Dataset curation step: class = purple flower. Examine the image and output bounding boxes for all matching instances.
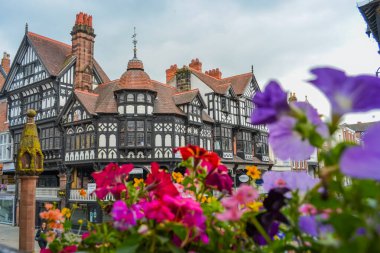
[251,81,290,125]
[299,216,318,237]
[112,200,143,230]
[340,122,380,180]
[263,171,319,192]
[269,102,328,160]
[309,67,380,115]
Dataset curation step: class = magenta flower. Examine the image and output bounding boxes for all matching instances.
[340,122,380,180]
[234,184,259,205]
[92,163,134,199]
[269,102,328,160]
[251,81,290,125]
[204,162,233,194]
[112,200,144,230]
[309,67,380,115]
[263,171,319,192]
[144,199,175,223]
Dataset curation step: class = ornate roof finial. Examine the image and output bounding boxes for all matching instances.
[132,26,138,59]
[251,65,254,74]
[25,22,28,34]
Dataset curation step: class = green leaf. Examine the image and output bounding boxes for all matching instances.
[116,244,139,253]
[156,234,169,244]
[171,224,187,241]
[167,243,186,253]
[328,213,362,240]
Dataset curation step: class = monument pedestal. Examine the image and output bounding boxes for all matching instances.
[19,175,38,253]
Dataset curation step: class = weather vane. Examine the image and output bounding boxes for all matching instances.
[132,27,137,58]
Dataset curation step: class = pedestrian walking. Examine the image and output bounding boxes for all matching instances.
[35,222,48,249]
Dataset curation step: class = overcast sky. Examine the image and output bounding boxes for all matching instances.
[0,0,379,123]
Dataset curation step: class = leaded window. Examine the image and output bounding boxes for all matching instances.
[124,120,152,147]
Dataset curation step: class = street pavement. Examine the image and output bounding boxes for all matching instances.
[0,223,40,252]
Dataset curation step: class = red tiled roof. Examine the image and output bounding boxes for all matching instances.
[74,90,99,115]
[27,32,71,76]
[190,69,231,94]
[117,59,154,91]
[220,73,252,95]
[151,80,186,116]
[173,67,253,96]
[173,89,199,105]
[27,32,110,82]
[94,81,119,114]
[0,100,9,132]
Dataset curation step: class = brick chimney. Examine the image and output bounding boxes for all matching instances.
[1,52,10,74]
[189,58,202,72]
[71,12,95,91]
[205,68,222,79]
[165,64,177,83]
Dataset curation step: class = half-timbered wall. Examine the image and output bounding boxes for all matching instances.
[8,45,47,91]
[65,124,95,162]
[59,65,74,108]
[154,116,177,159]
[97,120,118,160]
[200,124,212,151]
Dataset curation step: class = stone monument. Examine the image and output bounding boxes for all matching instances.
[16,109,44,252]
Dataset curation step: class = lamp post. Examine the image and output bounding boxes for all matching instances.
[16,109,44,252]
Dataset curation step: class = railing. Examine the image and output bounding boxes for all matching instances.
[36,187,60,199]
[69,189,114,201]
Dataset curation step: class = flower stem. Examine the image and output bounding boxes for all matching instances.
[251,216,271,244]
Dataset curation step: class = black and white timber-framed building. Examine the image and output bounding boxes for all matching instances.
[0,12,271,225]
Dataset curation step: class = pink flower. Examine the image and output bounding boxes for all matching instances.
[234,185,259,205]
[60,245,78,253]
[144,200,175,222]
[216,185,259,221]
[299,204,317,216]
[216,197,244,221]
[81,232,90,240]
[91,163,134,199]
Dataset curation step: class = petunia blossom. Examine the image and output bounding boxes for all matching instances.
[251,80,290,125]
[269,102,328,160]
[174,145,220,168]
[204,162,233,194]
[112,200,144,230]
[309,67,380,116]
[263,171,319,192]
[340,122,380,180]
[92,163,134,199]
[145,162,179,198]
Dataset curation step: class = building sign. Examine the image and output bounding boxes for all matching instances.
[262,156,269,162]
[3,163,15,172]
[238,174,249,183]
[87,183,96,194]
[223,152,233,159]
[6,184,15,192]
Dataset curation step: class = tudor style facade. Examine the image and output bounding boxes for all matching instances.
[0,12,271,224]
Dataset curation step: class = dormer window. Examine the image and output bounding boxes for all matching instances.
[119,94,125,103]
[147,95,152,103]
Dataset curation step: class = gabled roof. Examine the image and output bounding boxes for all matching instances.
[94,81,119,114]
[190,68,253,96]
[173,89,199,105]
[27,32,110,82]
[74,90,99,115]
[0,66,6,92]
[221,73,253,95]
[358,0,380,49]
[27,32,71,76]
[151,80,186,116]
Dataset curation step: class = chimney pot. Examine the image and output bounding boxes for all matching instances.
[1,51,11,74]
[205,68,222,79]
[189,58,202,72]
